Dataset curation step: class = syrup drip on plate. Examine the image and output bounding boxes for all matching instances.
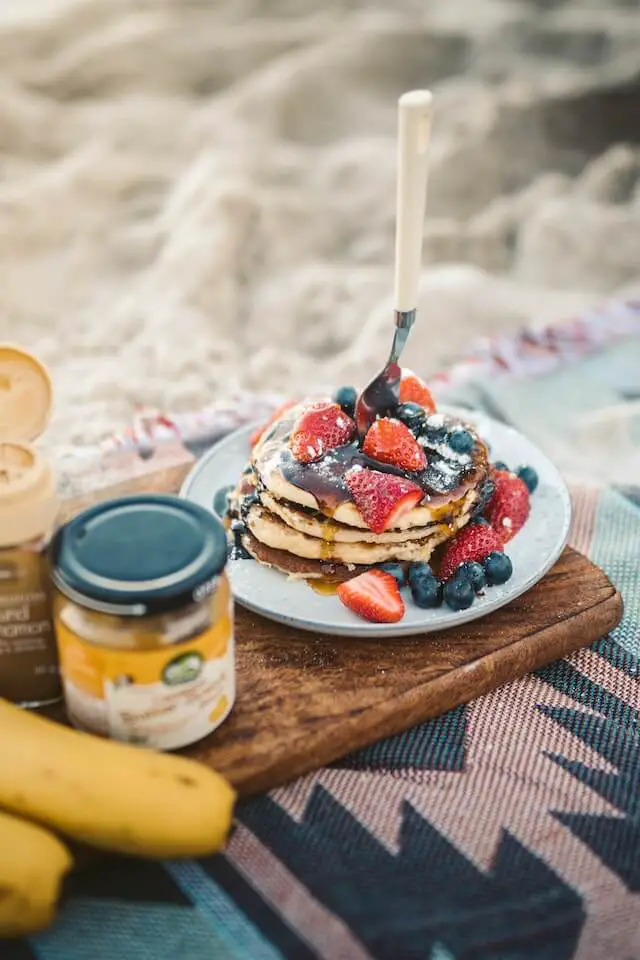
[307,579,341,596]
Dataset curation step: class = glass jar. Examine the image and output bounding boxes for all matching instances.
[50,494,234,751]
[0,345,60,707]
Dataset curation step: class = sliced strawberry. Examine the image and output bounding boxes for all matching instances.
[439,523,504,581]
[363,417,426,472]
[289,401,355,463]
[337,569,405,623]
[346,467,423,534]
[250,400,298,447]
[399,370,436,412]
[485,469,530,542]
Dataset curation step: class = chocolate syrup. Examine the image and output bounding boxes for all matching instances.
[225,478,254,561]
[280,429,479,512]
[253,403,487,525]
[280,448,351,514]
[229,519,251,560]
[239,490,261,522]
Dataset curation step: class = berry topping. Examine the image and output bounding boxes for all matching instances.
[517,464,539,493]
[456,560,486,593]
[213,485,234,519]
[396,402,427,430]
[289,401,355,464]
[337,569,405,623]
[443,576,475,611]
[448,429,475,454]
[333,385,358,418]
[363,417,426,472]
[378,562,407,588]
[399,370,436,411]
[484,469,530,542]
[422,413,447,442]
[417,459,463,495]
[250,400,298,447]
[472,478,496,517]
[229,518,251,560]
[408,562,443,608]
[492,461,508,472]
[438,523,503,581]
[408,560,433,584]
[345,467,423,534]
[483,551,513,585]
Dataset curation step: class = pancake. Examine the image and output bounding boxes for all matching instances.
[253,402,489,529]
[229,394,492,580]
[259,488,476,544]
[244,499,474,565]
[239,528,360,580]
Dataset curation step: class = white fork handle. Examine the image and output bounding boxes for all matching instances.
[394,90,434,313]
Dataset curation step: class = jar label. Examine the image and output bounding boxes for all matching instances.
[0,548,60,705]
[55,602,235,751]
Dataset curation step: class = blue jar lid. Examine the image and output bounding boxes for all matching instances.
[51,495,227,616]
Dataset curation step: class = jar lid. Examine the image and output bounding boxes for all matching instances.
[50,495,228,616]
[0,344,52,442]
[0,444,58,547]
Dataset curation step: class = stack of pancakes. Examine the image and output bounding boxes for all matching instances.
[230,401,491,580]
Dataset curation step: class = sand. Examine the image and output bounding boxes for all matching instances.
[0,0,638,455]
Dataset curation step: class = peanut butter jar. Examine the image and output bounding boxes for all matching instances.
[0,345,60,707]
[50,495,235,750]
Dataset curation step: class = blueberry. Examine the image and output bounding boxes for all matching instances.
[517,464,539,493]
[483,551,513,585]
[493,461,508,472]
[456,560,486,592]
[472,517,490,526]
[408,563,442,608]
[443,576,475,611]
[379,562,407,588]
[213,484,234,518]
[396,402,426,430]
[448,429,474,454]
[408,561,433,587]
[333,385,357,417]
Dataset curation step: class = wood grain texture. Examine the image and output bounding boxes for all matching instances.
[183,546,622,797]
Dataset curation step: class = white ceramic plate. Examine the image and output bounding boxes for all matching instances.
[180,409,571,638]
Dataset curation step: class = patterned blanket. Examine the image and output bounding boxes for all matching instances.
[7,301,640,960]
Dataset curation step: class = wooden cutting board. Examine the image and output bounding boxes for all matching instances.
[185,547,621,796]
[56,446,623,799]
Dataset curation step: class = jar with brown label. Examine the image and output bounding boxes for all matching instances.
[0,345,60,707]
[50,494,235,750]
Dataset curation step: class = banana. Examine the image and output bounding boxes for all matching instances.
[0,699,236,859]
[0,810,72,938]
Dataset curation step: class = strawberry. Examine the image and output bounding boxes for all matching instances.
[346,467,423,534]
[484,469,530,542]
[338,569,405,623]
[363,417,426,472]
[289,401,355,463]
[438,523,503,581]
[399,370,436,412]
[250,400,298,447]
